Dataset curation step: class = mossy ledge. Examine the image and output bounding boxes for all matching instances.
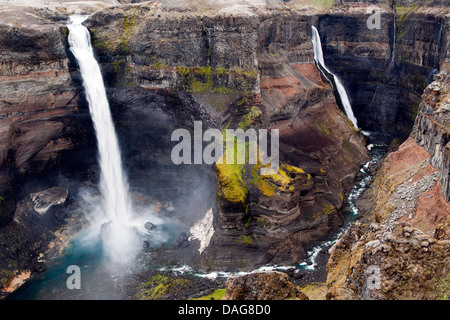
[176,66,259,94]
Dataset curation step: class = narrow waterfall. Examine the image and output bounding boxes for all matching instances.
[390,0,397,65]
[68,16,137,262]
[311,26,358,129]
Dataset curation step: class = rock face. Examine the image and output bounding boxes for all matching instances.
[0,6,96,297]
[320,0,448,138]
[414,69,450,201]
[323,2,450,299]
[0,0,447,298]
[327,220,450,300]
[326,136,450,299]
[30,186,68,215]
[85,1,369,271]
[0,7,97,226]
[223,271,309,300]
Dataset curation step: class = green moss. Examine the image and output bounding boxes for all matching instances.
[123,15,135,35]
[395,3,417,43]
[255,217,269,227]
[176,66,258,94]
[191,289,226,300]
[237,234,254,245]
[437,277,450,300]
[309,0,335,10]
[342,139,359,158]
[313,119,331,135]
[239,106,262,129]
[134,274,190,300]
[0,269,15,289]
[251,162,310,197]
[216,162,247,204]
[216,128,249,204]
[151,59,169,70]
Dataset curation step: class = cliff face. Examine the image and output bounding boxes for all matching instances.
[0,8,98,225]
[83,2,370,270]
[319,0,448,139]
[0,7,100,296]
[0,0,448,297]
[319,0,450,301]
[414,69,450,202]
[326,71,450,300]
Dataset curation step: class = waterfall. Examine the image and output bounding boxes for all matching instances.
[68,16,138,262]
[311,26,358,129]
[390,0,397,65]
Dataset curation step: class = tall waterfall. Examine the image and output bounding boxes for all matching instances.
[311,26,358,129]
[68,16,137,262]
[390,1,397,65]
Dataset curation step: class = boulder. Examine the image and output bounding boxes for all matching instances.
[222,271,309,300]
[144,222,154,231]
[30,187,68,215]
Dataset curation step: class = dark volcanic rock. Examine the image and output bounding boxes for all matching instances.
[144,222,154,231]
[84,2,371,271]
[223,271,309,300]
[173,232,189,249]
[319,2,448,138]
[30,186,68,215]
[414,69,450,201]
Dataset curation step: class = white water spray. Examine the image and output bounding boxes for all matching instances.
[311,26,358,129]
[67,16,139,263]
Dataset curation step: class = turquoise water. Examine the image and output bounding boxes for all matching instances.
[8,233,125,300]
[8,134,387,299]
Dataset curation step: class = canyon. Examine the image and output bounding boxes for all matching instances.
[0,0,448,300]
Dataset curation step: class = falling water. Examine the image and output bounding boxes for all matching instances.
[311,26,358,129]
[67,16,138,262]
[390,0,397,65]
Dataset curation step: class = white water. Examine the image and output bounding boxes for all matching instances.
[67,16,140,263]
[390,1,397,65]
[311,26,358,129]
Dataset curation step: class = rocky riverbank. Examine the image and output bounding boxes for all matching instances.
[326,69,450,299]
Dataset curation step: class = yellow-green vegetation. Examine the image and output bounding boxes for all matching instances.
[342,138,359,158]
[216,153,247,204]
[309,0,334,10]
[91,7,144,54]
[191,289,226,300]
[299,282,327,300]
[176,66,258,94]
[251,162,311,196]
[133,274,190,300]
[0,268,15,289]
[244,216,270,229]
[435,269,450,300]
[313,119,331,135]
[271,164,307,191]
[237,234,254,245]
[239,106,262,129]
[396,2,417,42]
[289,0,335,11]
[216,128,249,204]
[312,197,336,219]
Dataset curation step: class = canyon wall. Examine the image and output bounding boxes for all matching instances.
[0,0,448,296]
[320,0,448,139]
[326,43,450,300]
[84,2,370,270]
